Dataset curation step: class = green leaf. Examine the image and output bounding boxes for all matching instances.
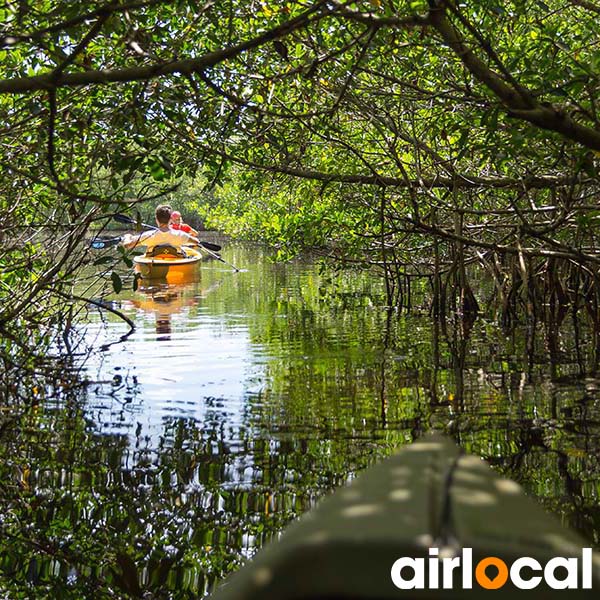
[110,271,123,294]
[147,157,170,181]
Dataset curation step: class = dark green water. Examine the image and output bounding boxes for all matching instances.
[1,243,599,598]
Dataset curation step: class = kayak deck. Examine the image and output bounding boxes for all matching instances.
[209,433,600,599]
[133,246,202,282]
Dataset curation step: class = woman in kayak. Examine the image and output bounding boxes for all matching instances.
[169,210,198,236]
[122,204,199,250]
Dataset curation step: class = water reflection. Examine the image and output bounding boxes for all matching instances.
[126,283,198,339]
[0,244,599,598]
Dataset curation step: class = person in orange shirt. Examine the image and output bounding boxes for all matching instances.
[169,210,198,236]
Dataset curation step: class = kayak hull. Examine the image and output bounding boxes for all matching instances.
[209,433,600,599]
[133,246,202,282]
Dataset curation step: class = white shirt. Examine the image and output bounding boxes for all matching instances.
[124,228,195,250]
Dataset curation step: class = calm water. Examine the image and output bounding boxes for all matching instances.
[1,243,599,598]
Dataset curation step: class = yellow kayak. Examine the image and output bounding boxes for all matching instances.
[133,245,202,283]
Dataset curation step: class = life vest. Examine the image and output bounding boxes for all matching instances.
[171,222,192,233]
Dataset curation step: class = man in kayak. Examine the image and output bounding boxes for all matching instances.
[169,210,198,236]
[121,204,199,250]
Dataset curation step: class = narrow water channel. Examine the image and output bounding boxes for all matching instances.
[1,243,599,598]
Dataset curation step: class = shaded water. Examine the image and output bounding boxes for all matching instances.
[1,243,599,598]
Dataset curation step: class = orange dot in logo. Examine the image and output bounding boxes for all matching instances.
[475,557,509,590]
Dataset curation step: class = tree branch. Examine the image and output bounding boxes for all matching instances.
[190,141,588,190]
[3,0,173,42]
[428,0,600,151]
[569,0,600,14]
[0,1,332,94]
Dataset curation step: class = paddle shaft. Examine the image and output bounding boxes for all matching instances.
[113,213,239,271]
[113,213,222,252]
[114,213,158,232]
[196,243,240,272]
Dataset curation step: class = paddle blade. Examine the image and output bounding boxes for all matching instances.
[113,213,135,225]
[199,241,222,252]
[89,236,122,249]
[114,212,156,232]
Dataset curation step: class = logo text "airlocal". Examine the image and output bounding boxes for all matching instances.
[391,548,593,590]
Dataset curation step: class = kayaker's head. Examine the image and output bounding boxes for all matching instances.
[170,210,182,226]
[155,204,172,227]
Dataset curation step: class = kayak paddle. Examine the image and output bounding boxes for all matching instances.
[89,235,122,249]
[113,213,239,272]
[193,241,240,272]
[113,213,222,252]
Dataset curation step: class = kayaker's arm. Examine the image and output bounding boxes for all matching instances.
[121,232,148,249]
[184,232,200,246]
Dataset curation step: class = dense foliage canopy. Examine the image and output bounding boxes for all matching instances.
[1,0,600,394]
[2,0,600,596]
[1,1,599,304]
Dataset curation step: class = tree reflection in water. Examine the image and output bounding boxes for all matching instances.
[0,246,599,598]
